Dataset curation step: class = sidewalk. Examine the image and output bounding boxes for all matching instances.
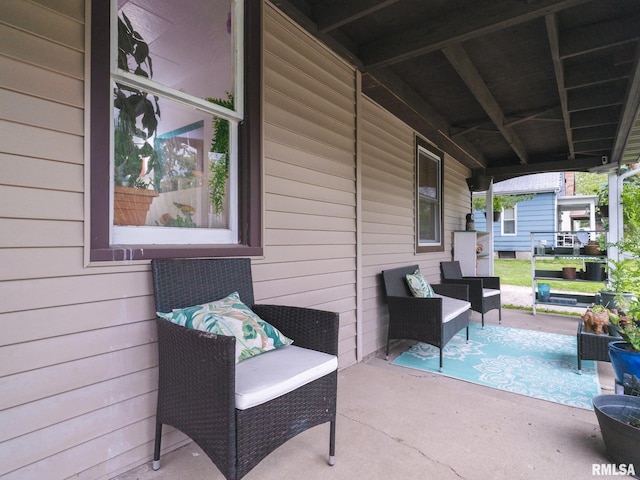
[501,284,587,315]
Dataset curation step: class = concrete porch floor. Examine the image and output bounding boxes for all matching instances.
[115,308,619,480]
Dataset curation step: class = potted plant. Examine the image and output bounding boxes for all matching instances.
[608,302,640,385]
[600,258,640,311]
[113,13,161,225]
[593,388,640,472]
[599,185,640,310]
[595,311,640,474]
[205,92,233,216]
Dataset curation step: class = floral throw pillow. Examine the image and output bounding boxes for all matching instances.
[405,269,435,298]
[157,292,293,362]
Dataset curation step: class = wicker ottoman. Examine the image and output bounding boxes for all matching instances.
[577,320,618,373]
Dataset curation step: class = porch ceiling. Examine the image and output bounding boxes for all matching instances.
[272,0,640,182]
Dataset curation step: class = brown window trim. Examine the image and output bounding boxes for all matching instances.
[415,136,444,254]
[89,0,262,262]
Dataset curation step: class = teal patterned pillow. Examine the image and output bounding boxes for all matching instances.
[157,292,293,362]
[405,269,435,298]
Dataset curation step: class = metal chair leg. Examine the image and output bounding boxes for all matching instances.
[329,419,336,466]
[152,421,162,471]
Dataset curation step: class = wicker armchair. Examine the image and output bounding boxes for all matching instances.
[381,264,471,371]
[151,258,339,480]
[440,261,501,328]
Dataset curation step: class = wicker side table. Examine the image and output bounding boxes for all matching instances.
[577,320,618,373]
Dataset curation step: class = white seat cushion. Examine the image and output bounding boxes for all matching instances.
[433,294,471,323]
[235,345,338,410]
[483,288,500,297]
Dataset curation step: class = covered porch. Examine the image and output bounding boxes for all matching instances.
[3,1,640,478]
[116,308,617,480]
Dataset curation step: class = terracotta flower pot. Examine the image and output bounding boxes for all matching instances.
[113,186,159,226]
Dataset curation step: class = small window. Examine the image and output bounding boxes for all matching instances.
[502,206,516,235]
[415,137,444,253]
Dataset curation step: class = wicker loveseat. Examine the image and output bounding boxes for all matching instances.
[382,264,471,371]
[151,258,339,480]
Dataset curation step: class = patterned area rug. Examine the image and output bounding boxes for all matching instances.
[392,323,601,410]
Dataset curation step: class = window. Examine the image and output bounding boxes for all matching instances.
[502,206,516,235]
[89,0,262,261]
[415,137,444,253]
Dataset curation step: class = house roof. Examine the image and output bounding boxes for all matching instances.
[274,0,640,182]
[493,172,564,195]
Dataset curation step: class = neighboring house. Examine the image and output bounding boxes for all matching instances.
[474,173,561,258]
[474,172,599,258]
[0,3,473,478]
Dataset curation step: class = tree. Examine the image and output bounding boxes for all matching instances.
[472,194,534,212]
[574,172,607,196]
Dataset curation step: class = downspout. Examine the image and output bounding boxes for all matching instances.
[355,70,363,363]
[608,164,640,261]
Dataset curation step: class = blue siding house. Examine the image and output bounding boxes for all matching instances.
[474,173,563,258]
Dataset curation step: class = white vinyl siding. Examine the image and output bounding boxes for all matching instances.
[259,6,358,368]
[360,98,472,358]
[0,1,478,478]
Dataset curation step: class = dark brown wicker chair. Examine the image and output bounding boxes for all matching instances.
[381,264,471,371]
[151,258,339,480]
[440,261,501,328]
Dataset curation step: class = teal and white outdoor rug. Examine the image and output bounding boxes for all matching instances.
[392,323,601,410]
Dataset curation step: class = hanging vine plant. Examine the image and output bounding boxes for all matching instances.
[205,92,234,214]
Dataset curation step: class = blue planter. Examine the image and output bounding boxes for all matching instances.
[609,341,640,384]
[538,283,550,302]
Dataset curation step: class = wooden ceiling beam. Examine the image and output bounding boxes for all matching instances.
[361,70,487,169]
[452,106,560,137]
[486,156,605,182]
[315,0,400,33]
[546,14,574,159]
[361,0,592,70]
[570,106,621,129]
[572,124,617,142]
[505,106,561,127]
[564,62,630,90]
[560,15,640,59]
[574,139,614,154]
[443,44,529,164]
[567,84,626,112]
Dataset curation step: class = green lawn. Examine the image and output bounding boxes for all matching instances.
[494,258,603,294]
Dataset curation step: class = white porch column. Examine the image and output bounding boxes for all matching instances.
[608,171,620,261]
